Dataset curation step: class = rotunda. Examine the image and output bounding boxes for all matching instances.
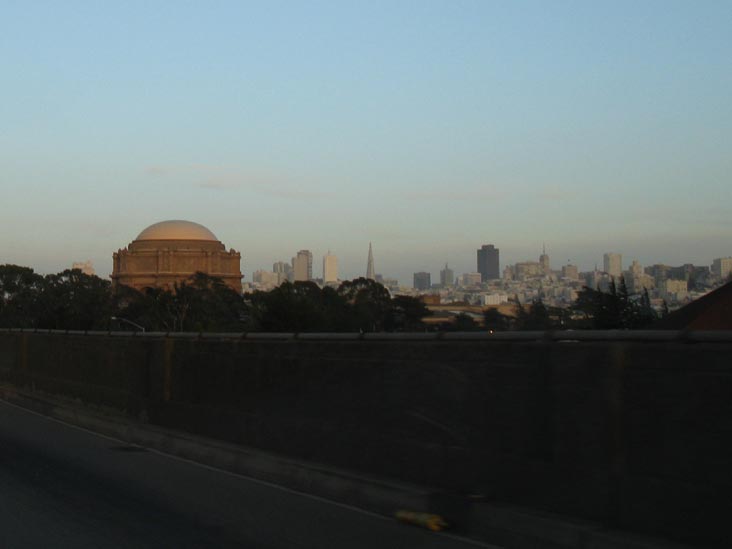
[112,220,242,293]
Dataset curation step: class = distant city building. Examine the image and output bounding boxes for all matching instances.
[629,260,643,278]
[112,220,242,293]
[502,265,514,281]
[273,261,293,283]
[481,293,509,306]
[561,264,579,280]
[645,264,670,286]
[461,272,483,287]
[366,243,375,280]
[514,261,542,280]
[585,269,611,291]
[712,257,732,280]
[628,273,655,294]
[376,276,399,291]
[660,279,688,302]
[323,251,338,284]
[645,263,710,289]
[292,250,313,282]
[668,264,709,284]
[539,244,550,275]
[413,272,431,291]
[71,260,95,276]
[439,263,454,287]
[562,287,578,302]
[603,253,622,279]
[253,270,279,289]
[477,244,500,282]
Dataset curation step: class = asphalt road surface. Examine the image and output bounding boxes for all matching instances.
[0,399,498,548]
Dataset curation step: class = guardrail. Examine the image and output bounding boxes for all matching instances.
[1,328,731,342]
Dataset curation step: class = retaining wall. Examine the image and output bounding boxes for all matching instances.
[1,330,730,546]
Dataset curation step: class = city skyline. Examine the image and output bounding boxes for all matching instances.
[1,2,730,284]
[57,230,732,287]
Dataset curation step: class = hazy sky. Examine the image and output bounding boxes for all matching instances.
[2,1,730,284]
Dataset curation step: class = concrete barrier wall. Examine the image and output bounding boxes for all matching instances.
[1,330,730,546]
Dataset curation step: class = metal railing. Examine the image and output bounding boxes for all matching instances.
[1,327,731,342]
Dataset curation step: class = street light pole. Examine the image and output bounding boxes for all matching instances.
[110,316,145,333]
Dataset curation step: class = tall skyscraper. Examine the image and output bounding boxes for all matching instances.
[413,272,431,291]
[539,243,550,275]
[366,243,375,280]
[440,263,454,287]
[477,244,500,282]
[323,251,338,284]
[603,253,622,279]
[293,250,313,281]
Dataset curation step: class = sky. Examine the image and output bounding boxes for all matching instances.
[1,1,731,285]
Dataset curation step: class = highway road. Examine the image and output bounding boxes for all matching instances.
[0,399,498,548]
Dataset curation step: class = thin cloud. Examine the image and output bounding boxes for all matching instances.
[145,165,170,176]
[145,163,230,178]
[197,180,331,199]
[403,190,506,201]
[536,185,577,201]
[198,177,246,190]
[144,163,330,199]
[259,187,331,199]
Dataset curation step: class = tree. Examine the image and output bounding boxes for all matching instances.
[574,284,622,329]
[36,269,113,330]
[511,295,530,330]
[389,295,431,332]
[110,272,246,332]
[0,264,44,328]
[115,286,176,332]
[178,272,246,332]
[637,288,657,327]
[572,278,657,330]
[516,297,562,331]
[337,278,392,332]
[249,281,335,332]
[483,308,511,331]
[451,312,480,331]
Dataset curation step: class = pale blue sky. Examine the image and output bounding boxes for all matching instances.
[1,1,730,284]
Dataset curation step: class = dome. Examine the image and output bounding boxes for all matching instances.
[135,220,219,242]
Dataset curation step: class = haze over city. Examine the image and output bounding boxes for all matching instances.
[1,1,730,285]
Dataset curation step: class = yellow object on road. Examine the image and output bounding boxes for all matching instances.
[395,510,449,532]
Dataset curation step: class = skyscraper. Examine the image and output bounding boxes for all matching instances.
[440,263,454,287]
[539,243,550,275]
[413,272,431,291]
[366,243,375,280]
[293,250,313,281]
[477,244,500,282]
[603,253,622,279]
[273,261,293,283]
[323,251,338,284]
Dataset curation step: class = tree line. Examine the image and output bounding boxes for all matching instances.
[0,264,661,332]
[0,265,430,332]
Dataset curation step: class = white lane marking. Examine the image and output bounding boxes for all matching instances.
[0,398,501,548]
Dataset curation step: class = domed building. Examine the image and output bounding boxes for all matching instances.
[112,220,242,293]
